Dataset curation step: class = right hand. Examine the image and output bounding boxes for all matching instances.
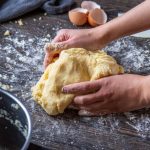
[63,74,150,116]
[44,27,109,69]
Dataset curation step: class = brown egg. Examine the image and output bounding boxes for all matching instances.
[88,8,107,27]
[68,8,88,26]
[81,1,101,11]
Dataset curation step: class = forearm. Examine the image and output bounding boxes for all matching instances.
[96,0,150,44]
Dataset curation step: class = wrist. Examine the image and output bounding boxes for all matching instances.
[92,23,117,49]
[141,75,150,107]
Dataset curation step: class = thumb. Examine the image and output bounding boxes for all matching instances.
[43,40,74,69]
[53,41,70,51]
[45,40,74,52]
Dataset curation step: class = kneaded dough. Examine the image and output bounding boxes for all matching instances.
[32,48,124,115]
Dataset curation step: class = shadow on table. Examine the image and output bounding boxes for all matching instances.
[28,143,49,150]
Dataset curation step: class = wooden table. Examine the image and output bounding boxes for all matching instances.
[0,0,150,149]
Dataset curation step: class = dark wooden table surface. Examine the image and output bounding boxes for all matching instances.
[0,0,150,149]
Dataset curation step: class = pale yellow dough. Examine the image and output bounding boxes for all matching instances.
[32,48,124,115]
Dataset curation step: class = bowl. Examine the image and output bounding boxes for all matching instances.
[0,88,31,150]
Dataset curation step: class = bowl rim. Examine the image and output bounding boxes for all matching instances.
[0,88,32,150]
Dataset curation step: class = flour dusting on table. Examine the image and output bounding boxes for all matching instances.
[104,37,150,74]
[0,28,150,144]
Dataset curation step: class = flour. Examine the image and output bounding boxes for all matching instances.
[124,112,150,138]
[104,37,150,138]
[104,37,150,74]
[0,29,150,141]
[0,30,52,113]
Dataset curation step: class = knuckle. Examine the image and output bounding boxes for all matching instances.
[78,97,85,105]
[74,96,79,104]
[67,38,75,45]
[71,87,77,93]
[98,92,105,98]
[58,29,64,33]
[105,91,113,98]
[75,96,87,105]
[58,29,67,34]
[86,82,93,89]
[99,89,113,99]
[102,79,109,86]
[83,85,89,91]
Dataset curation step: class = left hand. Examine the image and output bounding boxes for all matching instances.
[62,74,150,116]
[43,27,109,69]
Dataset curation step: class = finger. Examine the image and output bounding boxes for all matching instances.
[68,104,79,110]
[68,100,80,110]
[43,42,66,69]
[62,80,101,94]
[44,42,66,52]
[78,110,110,116]
[54,42,68,50]
[52,30,64,43]
[74,92,103,105]
[43,40,75,69]
[43,49,56,69]
[52,29,69,43]
[52,35,64,43]
[43,53,51,69]
[78,101,108,112]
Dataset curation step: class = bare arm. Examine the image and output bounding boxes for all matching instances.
[46,0,150,55]
[44,1,150,115]
[98,0,150,44]
[44,0,150,66]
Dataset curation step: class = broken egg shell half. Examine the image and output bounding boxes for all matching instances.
[81,1,101,11]
[88,8,107,27]
[68,8,88,26]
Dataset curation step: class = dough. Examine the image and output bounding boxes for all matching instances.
[32,48,124,115]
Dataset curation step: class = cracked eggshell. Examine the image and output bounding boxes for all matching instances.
[68,8,88,26]
[88,8,107,27]
[81,1,101,11]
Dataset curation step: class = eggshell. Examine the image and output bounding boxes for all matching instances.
[81,1,101,11]
[88,8,107,27]
[68,8,88,26]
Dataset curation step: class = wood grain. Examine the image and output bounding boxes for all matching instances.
[0,0,150,150]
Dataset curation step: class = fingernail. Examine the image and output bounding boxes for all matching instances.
[62,87,67,93]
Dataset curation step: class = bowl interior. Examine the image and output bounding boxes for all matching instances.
[0,89,31,150]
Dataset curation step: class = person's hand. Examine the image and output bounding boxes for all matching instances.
[52,28,107,50]
[44,27,110,69]
[62,74,150,116]
[44,0,150,69]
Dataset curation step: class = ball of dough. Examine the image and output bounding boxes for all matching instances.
[32,48,124,115]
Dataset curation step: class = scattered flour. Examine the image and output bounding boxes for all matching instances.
[0,27,150,144]
[104,37,150,74]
